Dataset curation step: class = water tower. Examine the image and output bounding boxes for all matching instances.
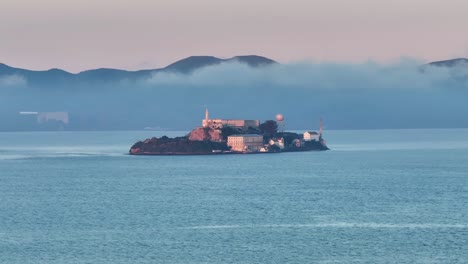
[276,114,285,133]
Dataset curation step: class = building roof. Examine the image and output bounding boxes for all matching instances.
[211,119,259,122]
[305,131,319,135]
[228,134,263,137]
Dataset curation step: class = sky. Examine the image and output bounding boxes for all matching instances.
[1,0,468,72]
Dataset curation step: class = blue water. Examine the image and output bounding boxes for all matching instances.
[1,130,467,263]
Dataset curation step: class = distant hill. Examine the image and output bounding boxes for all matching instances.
[0,63,75,86]
[0,55,277,86]
[163,56,223,74]
[164,55,277,74]
[421,58,468,78]
[5,56,468,86]
[427,58,468,67]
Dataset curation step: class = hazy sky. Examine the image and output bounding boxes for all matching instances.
[1,0,468,72]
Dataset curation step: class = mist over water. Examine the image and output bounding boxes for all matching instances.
[1,59,468,131]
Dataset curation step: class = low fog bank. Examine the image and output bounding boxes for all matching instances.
[1,59,467,131]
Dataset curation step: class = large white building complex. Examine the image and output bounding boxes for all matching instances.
[202,108,260,130]
[227,134,264,152]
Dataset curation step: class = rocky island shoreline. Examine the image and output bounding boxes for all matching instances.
[129,112,329,155]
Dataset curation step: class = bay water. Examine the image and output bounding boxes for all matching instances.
[1,129,467,263]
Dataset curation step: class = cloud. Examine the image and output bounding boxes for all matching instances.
[136,59,468,129]
[0,74,27,87]
[143,59,466,92]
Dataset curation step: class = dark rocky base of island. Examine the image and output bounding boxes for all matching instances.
[129,126,329,156]
[129,137,231,155]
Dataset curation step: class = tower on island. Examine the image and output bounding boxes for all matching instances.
[276,114,285,133]
[202,107,210,127]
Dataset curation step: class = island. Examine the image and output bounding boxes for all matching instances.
[129,111,329,155]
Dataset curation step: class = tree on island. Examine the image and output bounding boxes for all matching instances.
[259,120,278,137]
[220,125,239,140]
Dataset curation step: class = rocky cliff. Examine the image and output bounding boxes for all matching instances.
[188,127,223,141]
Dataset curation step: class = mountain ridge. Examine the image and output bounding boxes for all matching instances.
[2,56,466,87]
[427,58,468,67]
[2,56,467,79]
[0,55,277,77]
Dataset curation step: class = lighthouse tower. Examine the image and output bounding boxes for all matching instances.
[202,108,210,127]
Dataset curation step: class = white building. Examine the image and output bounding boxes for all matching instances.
[20,111,69,125]
[303,131,320,141]
[269,138,285,149]
[37,112,69,124]
[227,134,264,152]
[202,108,259,130]
[208,119,260,129]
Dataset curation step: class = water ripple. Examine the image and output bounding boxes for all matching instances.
[182,222,468,230]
